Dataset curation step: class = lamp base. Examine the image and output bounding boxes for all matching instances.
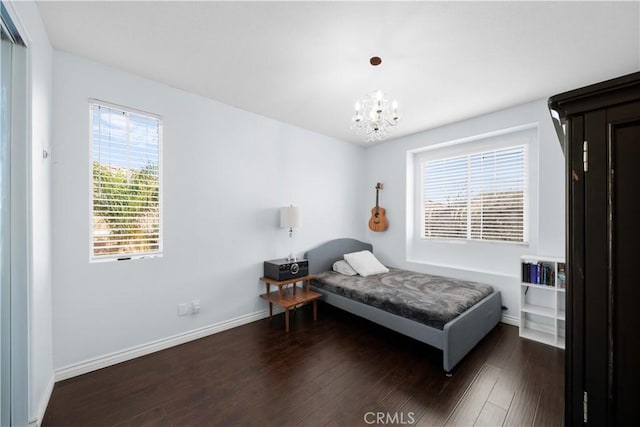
[287,229,296,261]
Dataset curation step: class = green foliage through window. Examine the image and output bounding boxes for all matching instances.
[91,102,161,258]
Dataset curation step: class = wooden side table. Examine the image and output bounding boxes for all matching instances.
[259,274,321,332]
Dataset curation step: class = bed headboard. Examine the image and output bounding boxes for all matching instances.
[304,238,373,274]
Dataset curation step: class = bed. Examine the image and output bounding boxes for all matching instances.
[304,238,502,374]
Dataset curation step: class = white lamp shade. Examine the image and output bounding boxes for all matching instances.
[280,206,301,229]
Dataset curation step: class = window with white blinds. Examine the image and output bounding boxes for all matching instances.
[91,101,162,260]
[421,145,527,243]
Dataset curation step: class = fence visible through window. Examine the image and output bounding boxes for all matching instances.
[422,145,527,243]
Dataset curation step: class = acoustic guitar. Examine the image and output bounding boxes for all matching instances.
[368,182,388,232]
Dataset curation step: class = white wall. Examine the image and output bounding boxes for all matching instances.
[51,51,365,371]
[6,1,55,424]
[362,100,565,322]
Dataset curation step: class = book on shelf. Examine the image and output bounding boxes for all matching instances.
[521,261,556,286]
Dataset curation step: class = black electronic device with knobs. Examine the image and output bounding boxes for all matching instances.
[263,258,309,281]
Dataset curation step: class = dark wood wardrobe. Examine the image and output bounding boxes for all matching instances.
[550,72,640,426]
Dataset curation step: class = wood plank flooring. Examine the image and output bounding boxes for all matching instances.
[43,303,564,426]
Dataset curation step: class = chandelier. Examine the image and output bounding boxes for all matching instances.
[351,89,400,142]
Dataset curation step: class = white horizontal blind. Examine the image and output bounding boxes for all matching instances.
[91,102,162,259]
[422,145,527,242]
[423,154,469,239]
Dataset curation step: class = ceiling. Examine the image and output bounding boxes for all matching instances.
[37,1,640,144]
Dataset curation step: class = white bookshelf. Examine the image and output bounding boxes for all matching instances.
[520,255,566,349]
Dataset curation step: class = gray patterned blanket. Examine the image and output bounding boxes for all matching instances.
[311,268,494,330]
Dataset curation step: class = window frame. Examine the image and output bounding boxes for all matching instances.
[89,98,164,262]
[414,126,534,246]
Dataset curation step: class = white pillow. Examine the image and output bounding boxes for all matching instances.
[343,250,389,277]
[332,260,358,276]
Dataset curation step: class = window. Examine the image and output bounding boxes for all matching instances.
[421,145,527,243]
[91,101,162,260]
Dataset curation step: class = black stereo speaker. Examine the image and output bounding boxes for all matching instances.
[263,258,309,281]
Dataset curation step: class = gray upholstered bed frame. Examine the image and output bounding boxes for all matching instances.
[304,238,501,373]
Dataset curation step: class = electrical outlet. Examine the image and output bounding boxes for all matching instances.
[177,303,189,316]
[192,299,201,315]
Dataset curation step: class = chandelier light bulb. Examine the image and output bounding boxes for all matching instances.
[392,100,398,111]
[354,101,361,112]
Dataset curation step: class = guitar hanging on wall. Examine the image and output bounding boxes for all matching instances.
[368,182,388,232]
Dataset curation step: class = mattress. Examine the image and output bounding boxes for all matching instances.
[311,268,494,330]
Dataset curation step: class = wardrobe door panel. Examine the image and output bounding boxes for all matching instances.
[567,114,585,425]
[583,109,609,426]
[608,103,640,425]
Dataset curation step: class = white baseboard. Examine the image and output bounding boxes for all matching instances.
[501,314,519,327]
[54,307,280,381]
[54,306,516,383]
[29,374,54,426]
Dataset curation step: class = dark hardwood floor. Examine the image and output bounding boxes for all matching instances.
[43,303,564,426]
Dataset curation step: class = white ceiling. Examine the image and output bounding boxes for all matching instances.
[37,1,640,144]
